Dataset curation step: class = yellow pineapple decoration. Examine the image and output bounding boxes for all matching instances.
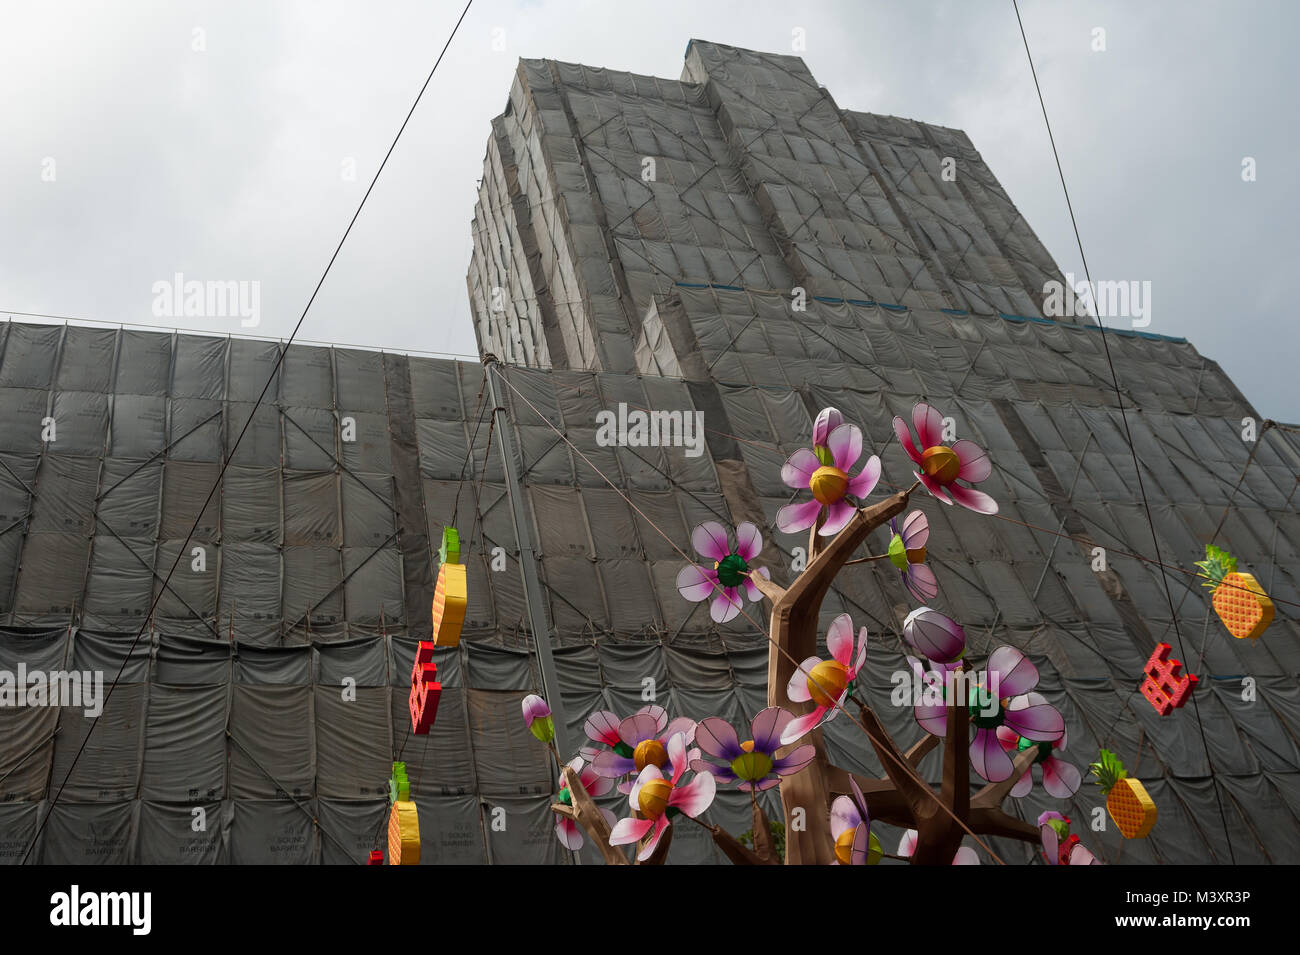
[1195,545,1273,640]
[1090,749,1156,839]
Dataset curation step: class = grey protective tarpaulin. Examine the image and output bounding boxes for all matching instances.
[3,40,1300,866]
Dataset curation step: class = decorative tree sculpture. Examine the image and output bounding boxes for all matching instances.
[525,404,1100,865]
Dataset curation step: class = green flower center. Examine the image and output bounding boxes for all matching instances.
[729,748,774,782]
[613,741,634,759]
[968,684,1005,729]
[1017,735,1053,764]
[557,786,573,806]
[814,444,835,467]
[888,533,909,571]
[715,552,750,587]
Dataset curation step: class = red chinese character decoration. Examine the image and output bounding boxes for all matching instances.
[409,640,442,735]
[368,850,384,865]
[1139,642,1198,716]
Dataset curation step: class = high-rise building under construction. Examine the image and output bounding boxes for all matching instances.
[1,41,1296,864]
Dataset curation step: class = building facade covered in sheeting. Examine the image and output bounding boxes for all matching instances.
[1,41,1297,864]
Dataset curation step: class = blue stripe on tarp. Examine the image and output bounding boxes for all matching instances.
[669,283,1189,343]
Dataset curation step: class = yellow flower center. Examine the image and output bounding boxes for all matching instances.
[810,465,849,505]
[806,659,850,708]
[633,738,668,772]
[637,777,673,819]
[921,446,961,484]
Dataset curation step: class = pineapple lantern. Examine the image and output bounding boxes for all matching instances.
[1195,545,1274,641]
[1090,750,1156,839]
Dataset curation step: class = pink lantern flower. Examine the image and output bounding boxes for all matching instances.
[609,732,716,861]
[521,694,555,743]
[903,606,966,663]
[829,776,882,865]
[966,647,1065,783]
[779,614,868,745]
[889,511,938,602]
[777,407,882,537]
[1039,811,1100,866]
[996,714,1082,799]
[586,706,697,793]
[892,402,997,514]
[898,829,980,865]
[690,707,816,792]
[676,521,771,624]
[553,757,616,851]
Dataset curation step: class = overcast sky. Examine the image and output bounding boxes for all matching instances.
[2,0,1296,420]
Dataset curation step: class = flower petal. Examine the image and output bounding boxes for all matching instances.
[1040,823,1060,865]
[826,614,855,666]
[691,758,738,784]
[585,710,624,748]
[988,646,1038,698]
[660,717,696,747]
[636,816,671,861]
[830,794,862,838]
[904,564,939,603]
[781,448,822,490]
[692,521,732,562]
[592,750,636,779]
[609,815,654,846]
[828,422,863,472]
[667,731,689,784]
[555,815,583,851]
[627,764,662,809]
[710,587,743,623]
[772,743,816,776]
[952,439,991,483]
[735,521,763,561]
[970,727,1015,782]
[676,564,719,603]
[1041,756,1082,799]
[619,712,663,747]
[900,509,929,548]
[952,847,980,865]
[776,498,823,534]
[819,499,856,536]
[779,706,828,745]
[893,416,923,464]
[898,829,918,857]
[1004,698,1064,742]
[1069,843,1101,866]
[852,626,869,675]
[1009,769,1033,799]
[917,471,954,503]
[785,656,820,703]
[847,454,881,499]
[946,482,999,514]
[914,403,943,449]
[749,707,793,755]
[668,769,716,816]
[813,407,844,447]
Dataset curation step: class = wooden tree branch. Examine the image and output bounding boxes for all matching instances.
[769,491,912,865]
[555,765,629,865]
